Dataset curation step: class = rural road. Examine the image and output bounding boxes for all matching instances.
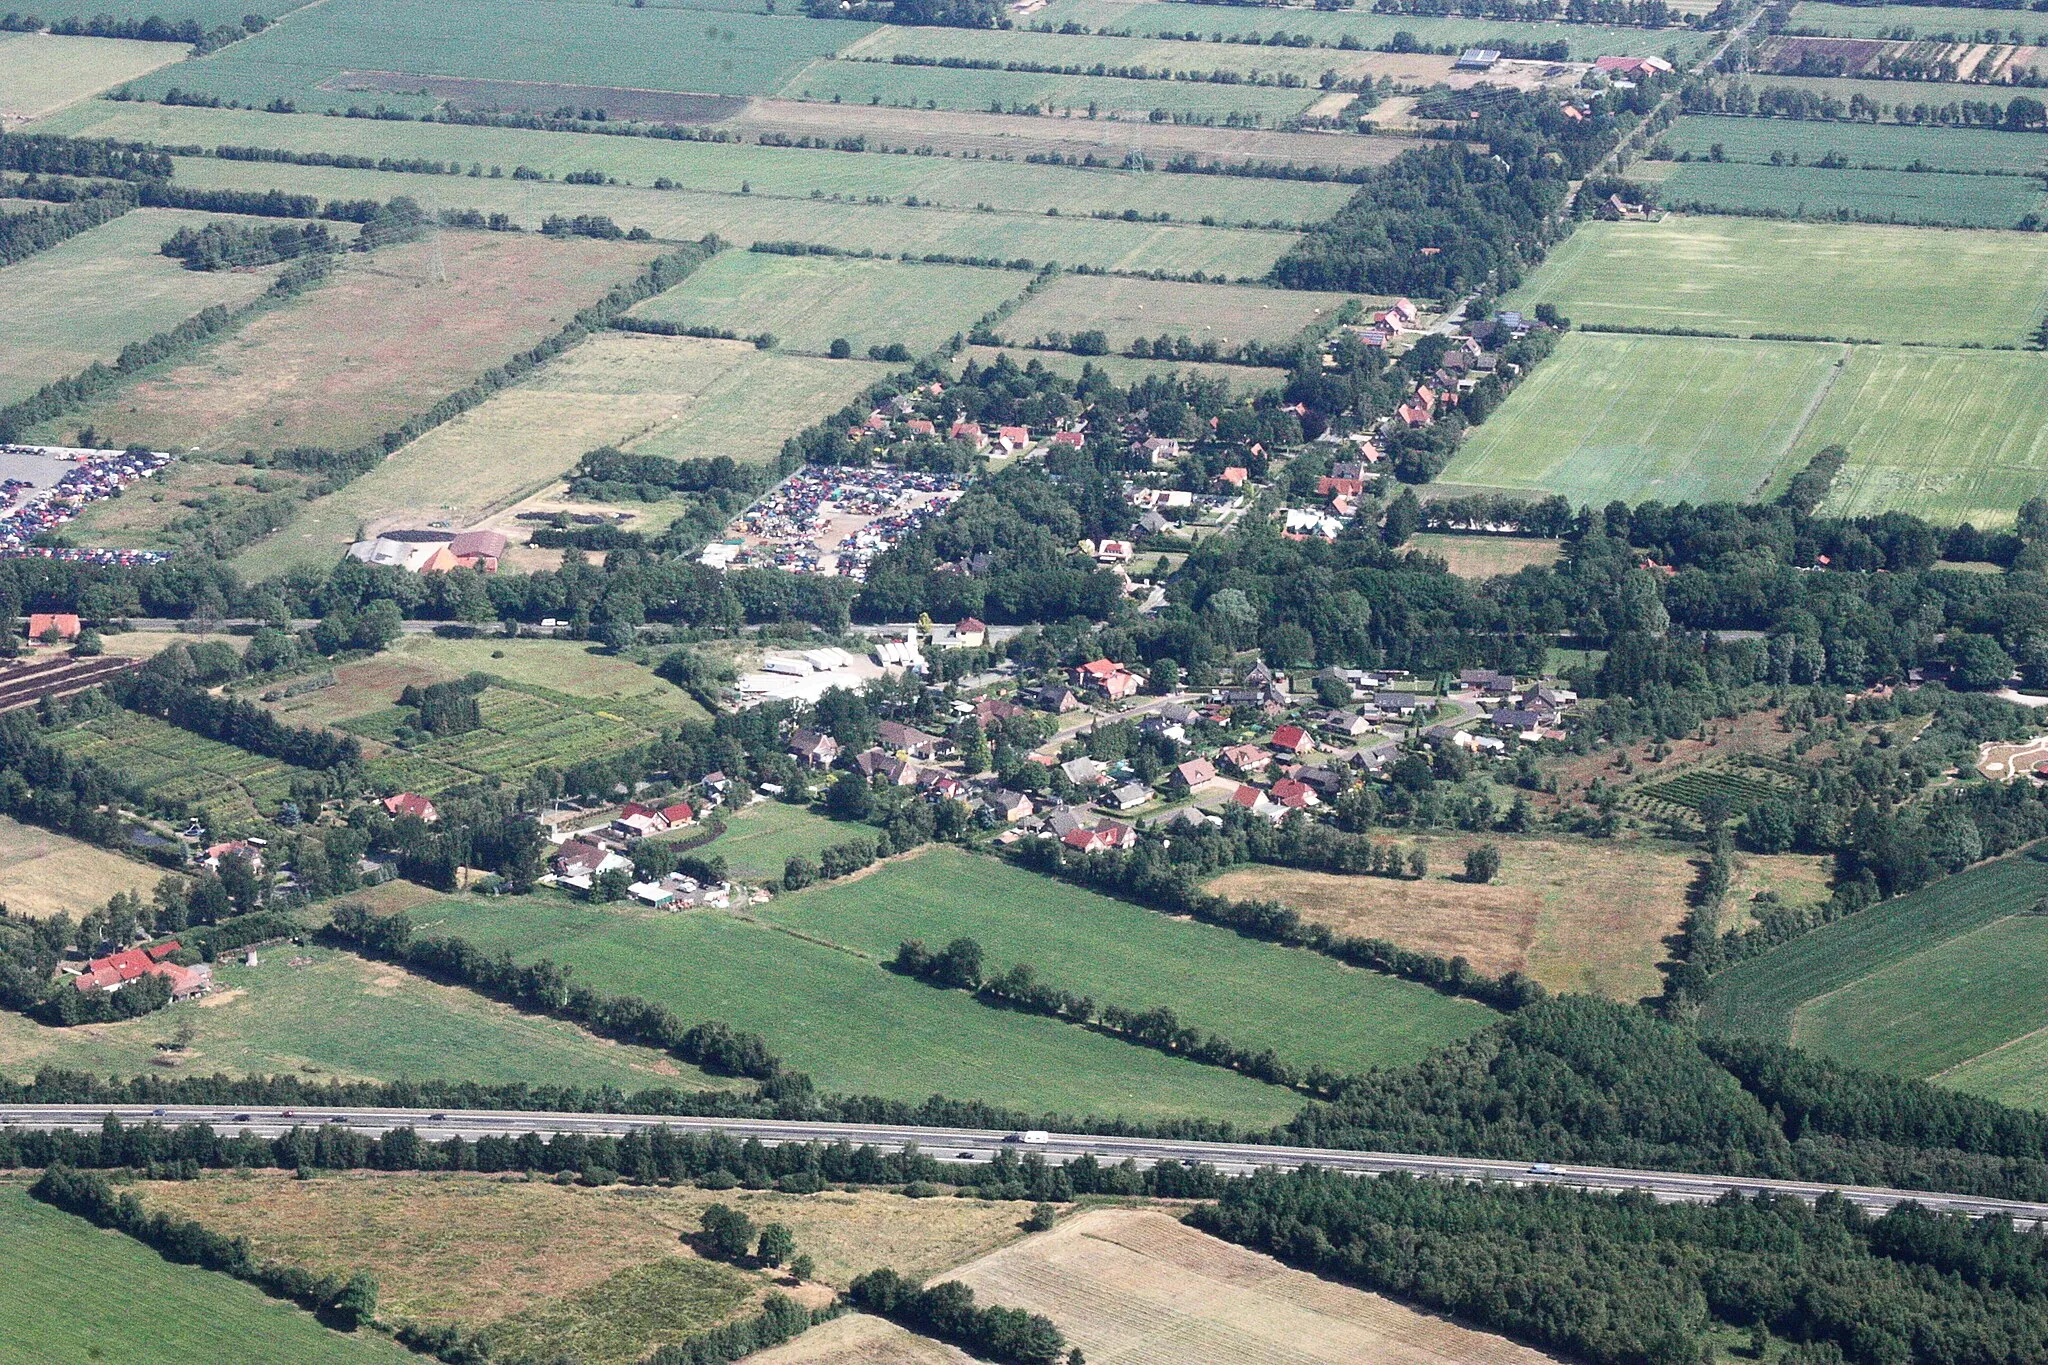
[9,1105,2046,1224]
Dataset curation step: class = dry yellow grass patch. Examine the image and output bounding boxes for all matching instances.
[134,1173,1038,1327]
[0,33,188,122]
[946,1208,1563,1365]
[1209,834,1830,1001]
[0,813,178,919]
[749,1313,975,1364]
[1407,534,1565,579]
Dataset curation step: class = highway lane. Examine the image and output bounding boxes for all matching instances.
[7,1104,2047,1223]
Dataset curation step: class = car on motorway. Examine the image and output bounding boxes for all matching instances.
[325,1116,348,1124]
[281,1109,294,1117]
[429,1113,447,1121]
[1529,1163,1558,1174]
[233,1114,252,1122]
[151,1107,165,1116]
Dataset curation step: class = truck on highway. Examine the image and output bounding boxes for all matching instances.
[1010,1130,1050,1145]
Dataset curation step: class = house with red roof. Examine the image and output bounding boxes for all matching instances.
[382,793,439,823]
[1071,658,1140,701]
[950,421,986,448]
[954,617,987,649]
[1213,467,1249,493]
[661,801,695,827]
[1270,776,1319,808]
[997,425,1032,454]
[27,613,80,642]
[1270,724,1312,755]
[73,942,212,999]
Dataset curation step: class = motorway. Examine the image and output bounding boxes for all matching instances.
[8,1105,2047,1224]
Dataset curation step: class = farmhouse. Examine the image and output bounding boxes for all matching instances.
[612,803,672,838]
[72,942,213,1000]
[347,528,507,573]
[554,840,630,881]
[26,613,80,641]
[382,792,439,823]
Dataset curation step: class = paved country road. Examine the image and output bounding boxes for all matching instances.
[8,1105,2045,1224]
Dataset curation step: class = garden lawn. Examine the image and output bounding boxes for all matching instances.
[161,155,1298,277]
[0,944,733,1090]
[30,102,1358,225]
[631,252,1030,357]
[0,209,280,407]
[1699,845,2048,1043]
[0,1185,414,1365]
[1791,915,2048,1087]
[1434,332,1843,507]
[763,847,1495,1078]
[691,802,861,882]
[1657,160,2047,229]
[1505,217,2048,346]
[120,0,863,110]
[1659,115,2048,175]
[418,893,1306,1125]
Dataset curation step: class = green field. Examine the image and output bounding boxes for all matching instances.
[1657,159,2048,229]
[1660,114,2048,175]
[0,32,190,122]
[1025,0,1706,58]
[958,345,1286,389]
[778,58,1323,121]
[121,0,864,110]
[1508,217,2048,346]
[0,942,733,1090]
[1712,70,2033,112]
[419,890,1308,1125]
[1700,847,2048,1044]
[0,209,281,406]
[763,847,1496,1079]
[0,1186,414,1365]
[234,331,884,580]
[842,23,1378,83]
[159,154,1295,278]
[50,707,314,833]
[633,251,1028,356]
[1801,345,2048,527]
[1786,2,2047,38]
[997,273,1351,351]
[31,101,1358,225]
[24,0,310,19]
[1435,332,1844,506]
[691,801,862,881]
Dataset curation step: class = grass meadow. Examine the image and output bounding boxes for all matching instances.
[1700,846,2048,1044]
[763,847,1496,1077]
[1785,2,2047,37]
[777,58,1324,121]
[0,1185,415,1365]
[1800,345,2048,527]
[632,251,1029,356]
[44,231,662,462]
[1659,115,2048,175]
[20,0,311,19]
[1708,70,2038,112]
[996,273,1352,351]
[1657,160,2047,229]
[33,102,1359,224]
[690,801,861,882]
[161,154,1295,277]
[0,32,189,122]
[1435,332,1844,506]
[1506,217,2048,345]
[233,332,880,579]
[0,209,281,406]
[1025,0,1704,57]
[0,943,730,1090]
[0,813,179,919]
[121,0,864,110]
[419,889,1309,1125]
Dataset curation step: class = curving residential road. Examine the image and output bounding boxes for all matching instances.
[6,1104,2045,1224]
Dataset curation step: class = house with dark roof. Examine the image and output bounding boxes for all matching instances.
[787,729,841,767]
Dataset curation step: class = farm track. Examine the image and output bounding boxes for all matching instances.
[0,655,139,713]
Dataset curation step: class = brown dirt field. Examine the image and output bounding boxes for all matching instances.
[749,1313,975,1365]
[1207,833,1831,1001]
[57,231,662,464]
[947,1207,1565,1365]
[1407,534,1564,579]
[720,96,1405,171]
[133,1173,1038,1327]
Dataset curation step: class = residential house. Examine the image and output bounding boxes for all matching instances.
[1044,805,1088,840]
[1372,691,1425,718]
[554,840,629,881]
[1294,764,1348,798]
[950,421,987,448]
[1453,730,1508,754]
[982,788,1033,822]
[202,840,263,874]
[1270,724,1312,755]
[1024,683,1082,714]
[1071,658,1140,701]
[1062,821,1136,853]
[1320,710,1374,739]
[905,418,936,436]
[1138,436,1180,466]
[787,728,841,768]
[1135,510,1172,537]
[1316,476,1367,502]
[1060,756,1108,788]
[26,612,80,641]
[855,748,920,785]
[954,617,988,649]
[1221,743,1272,776]
[1487,709,1547,739]
[1213,467,1249,494]
[382,792,440,823]
[1269,777,1318,809]
[1172,757,1219,791]
[1159,702,1201,727]
[1228,783,1284,823]
[611,803,670,839]
[974,696,1028,726]
[1103,781,1150,812]
[997,425,1032,454]
[661,800,695,827]
[877,720,947,760]
[1050,430,1086,450]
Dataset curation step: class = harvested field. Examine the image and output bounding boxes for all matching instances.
[1406,533,1563,578]
[0,813,177,919]
[0,208,281,407]
[633,251,1029,357]
[1505,216,2048,346]
[1658,159,2047,229]
[947,1207,1565,1365]
[47,231,663,462]
[1435,333,1844,508]
[1208,834,1832,1002]
[0,1186,412,1365]
[0,652,139,713]
[0,32,189,123]
[778,58,1324,122]
[131,1172,1037,1322]
[749,1313,974,1365]
[161,154,1295,277]
[33,102,1362,225]
[0,945,726,1088]
[121,0,863,110]
[997,274,1351,351]
[323,71,749,122]
[233,332,878,579]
